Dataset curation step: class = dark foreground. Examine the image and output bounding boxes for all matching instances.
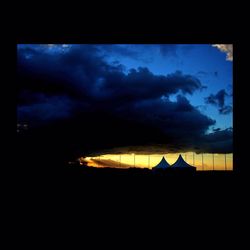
[18,161,244,235]
[65,165,233,176]
[21,162,237,191]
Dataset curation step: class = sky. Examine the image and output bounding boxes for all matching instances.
[81,152,233,171]
[17,44,233,169]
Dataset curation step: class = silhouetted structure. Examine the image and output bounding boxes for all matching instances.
[152,154,196,173]
[152,156,171,169]
[171,154,196,170]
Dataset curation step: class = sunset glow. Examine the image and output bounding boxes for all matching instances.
[81,153,233,171]
[17,44,233,173]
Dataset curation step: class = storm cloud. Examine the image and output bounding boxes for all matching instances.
[17,45,233,158]
[205,89,232,115]
[198,127,233,153]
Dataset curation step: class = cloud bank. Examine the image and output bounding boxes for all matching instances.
[17,45,233,158]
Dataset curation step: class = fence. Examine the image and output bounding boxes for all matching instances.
[94,153,233,170]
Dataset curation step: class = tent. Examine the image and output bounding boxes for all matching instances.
[171,154,196,169]
[152,156,171,169]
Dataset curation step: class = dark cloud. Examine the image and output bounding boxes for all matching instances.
[17,95,75,122]
[219,106,233,115]
[17,45,204,116]
[101,69,203,106]
[17,45,232,161]
[212,127,221,132]
[205,89,232,115]
[197,127,233,153]
[215,89,227,107]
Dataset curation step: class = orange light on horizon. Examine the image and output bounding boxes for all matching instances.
[81,152,233,171]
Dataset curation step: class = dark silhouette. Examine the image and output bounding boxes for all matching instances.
[152,156,171,170]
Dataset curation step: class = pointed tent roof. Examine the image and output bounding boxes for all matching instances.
[153,156,171,169]
[171,154,195,168]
